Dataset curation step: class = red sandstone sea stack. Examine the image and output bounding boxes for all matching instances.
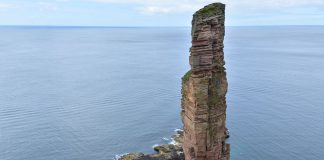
[181,3,230,160]
[119,3,230,160]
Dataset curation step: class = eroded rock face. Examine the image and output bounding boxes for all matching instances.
[181,3,230,160]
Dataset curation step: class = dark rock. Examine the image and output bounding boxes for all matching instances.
[119,153,145,160]
[225,128,230,139]
[119,131,184,160]
[171,130,184,144]
[154,144,182,154]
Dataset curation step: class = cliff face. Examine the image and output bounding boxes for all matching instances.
[181,3,230,160]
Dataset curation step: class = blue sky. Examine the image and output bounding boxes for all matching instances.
[0,0,323,26]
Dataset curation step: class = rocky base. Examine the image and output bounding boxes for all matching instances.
[118,130,184,160]
[118,129,229,160]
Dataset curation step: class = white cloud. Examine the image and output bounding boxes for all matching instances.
[227,0,324,9]
[0,3,14,10]
[4,0,324,15]
[90,0,324,6]
[86,0,324,14]
[38,2,58,11]
[139,4,200,14]
[140,6,172,14]
[90,0,213,14]
[27,0,324,14]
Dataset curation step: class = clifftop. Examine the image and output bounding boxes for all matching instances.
[193,3,225,17]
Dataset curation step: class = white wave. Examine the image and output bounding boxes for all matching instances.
[174,128,183,133]
[162,137,169,141]
[152,144,160,148]
[114,153,128,160]
[169,138,177,145]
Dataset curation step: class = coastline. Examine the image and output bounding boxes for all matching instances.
[117,129,184,160]
[117,128,230,160]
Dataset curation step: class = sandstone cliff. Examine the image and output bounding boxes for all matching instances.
[181,3,230,160]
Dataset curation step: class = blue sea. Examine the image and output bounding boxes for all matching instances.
[0,26,323,160]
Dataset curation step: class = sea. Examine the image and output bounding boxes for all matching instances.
[0,26,323,160]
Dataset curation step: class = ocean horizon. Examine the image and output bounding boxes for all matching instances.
[1,25,324,28]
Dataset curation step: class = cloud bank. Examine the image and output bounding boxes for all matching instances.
[0,3,14,10]
[1,0,323,26]
[86,0,324,14]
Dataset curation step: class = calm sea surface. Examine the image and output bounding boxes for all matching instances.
[0,26,324,160]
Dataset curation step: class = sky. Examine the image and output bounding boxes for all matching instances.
[0,0,323,26]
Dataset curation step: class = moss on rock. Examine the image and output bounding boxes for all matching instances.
[194,3,225,17]
[182,70,192,83]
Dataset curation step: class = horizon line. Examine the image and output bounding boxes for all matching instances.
[0,24,323,28]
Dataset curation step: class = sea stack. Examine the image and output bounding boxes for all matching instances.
[181,3,230,160]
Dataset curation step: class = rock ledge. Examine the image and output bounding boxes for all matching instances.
[118,130,184,160]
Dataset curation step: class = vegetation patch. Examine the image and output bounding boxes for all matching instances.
[182,70,192,83]
[195,3,225,17]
